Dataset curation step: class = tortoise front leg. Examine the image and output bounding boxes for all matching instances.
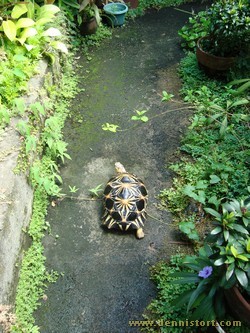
[136,228,144,239]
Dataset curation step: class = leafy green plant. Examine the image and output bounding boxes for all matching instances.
[42,115,71,162]
[11,189,57,333]
[161,90,174,102]
[0,2,68,58]
[89,183,103,197]
[205,198,250,288]
[171,196,250,322]
[102,122,120,132]
[160,53,250,223]
[79,0,101,25]
[142,254,195,333]
[131,109,149,122]
[229,78,250,95]
[179,0,250,57]
[0,54,35,105]
[179,216,200,242]
[178,10,210,51]
[204,0,250,57]
[172,245,229,321]
[12,38,79,332]
[69,185,79,193]
[0,104,10,128]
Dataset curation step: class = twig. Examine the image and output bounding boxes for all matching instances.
[117,106,194,133]
[174,7,194,15]
[168,241,193,245]
[148,213,167,224]
[60,195,102,201]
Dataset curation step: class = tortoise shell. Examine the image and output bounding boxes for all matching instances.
[102,172,148,232]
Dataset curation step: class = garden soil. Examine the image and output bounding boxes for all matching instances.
[35,3,208,333]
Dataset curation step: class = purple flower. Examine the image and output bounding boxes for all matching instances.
[198,266,213,279]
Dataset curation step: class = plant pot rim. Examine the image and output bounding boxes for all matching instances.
[231,285,250,310]
[224,285,250,325]
[103,3,128,15]
[197,37,235,61]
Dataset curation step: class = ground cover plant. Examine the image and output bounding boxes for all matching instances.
[160,53,250,233]
[144,54,250,329]
[144,1,250,330]
[0,2,79,332]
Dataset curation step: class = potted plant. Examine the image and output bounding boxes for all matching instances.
[172,197,250,326]
[196,0,250,74]
[78,0,101,35]
[103,2,128,27]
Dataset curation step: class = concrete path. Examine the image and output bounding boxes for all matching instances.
[35,4,204,333]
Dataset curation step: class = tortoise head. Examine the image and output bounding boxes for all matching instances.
[115,162,127,174]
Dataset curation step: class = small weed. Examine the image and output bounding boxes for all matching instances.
[89,183,103,197]
[69,185,79,193]
[131,109,149,122]
[142,254,195,333]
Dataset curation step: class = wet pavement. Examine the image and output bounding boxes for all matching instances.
[35,3,206,333]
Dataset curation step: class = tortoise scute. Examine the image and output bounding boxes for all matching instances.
[105,198,114,210]
[136,199,145,211]
[121,175,133,183]
[104,185,112,195]
[139,185,147,196]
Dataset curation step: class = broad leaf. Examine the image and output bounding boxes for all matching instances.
[25,135,37,154]
[209,175,221,184]
[24,43,35,51]
[50,41,68,54]
[230,99,249,108]
[35,18,53,26]
[214,258,225,266]
[233,224,249,234]
[235,269,248,289]
[43,27,61,37]
[187,280,207,312]
[2,20,17,41]
[16,18,35,29]
[230,245,238,258]
[11,4,28,19]
[37,4,60,19]
[226,266,234,280]
[211,226,222,235]
[18,27,37,45]
[223,230,229,241]
[204,207,221,220]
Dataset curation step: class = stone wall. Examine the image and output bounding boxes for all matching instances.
[0,60,48,305]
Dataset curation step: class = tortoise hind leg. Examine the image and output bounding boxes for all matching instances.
[136,228,144,239]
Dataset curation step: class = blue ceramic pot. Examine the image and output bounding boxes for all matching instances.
[103,3,128,27]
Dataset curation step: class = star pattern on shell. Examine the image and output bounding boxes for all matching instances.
[102,172,148,233]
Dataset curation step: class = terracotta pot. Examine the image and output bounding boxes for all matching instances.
[79,17,98,35]
[196,37,236,75]
[124,0,139,9]
[224,286,250,325]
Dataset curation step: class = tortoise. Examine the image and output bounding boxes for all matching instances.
[102,162,148,239]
